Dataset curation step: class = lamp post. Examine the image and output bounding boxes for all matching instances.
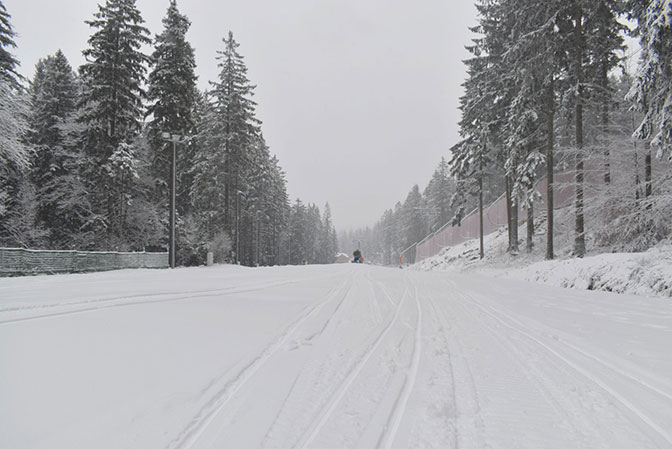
[161,132,188,268]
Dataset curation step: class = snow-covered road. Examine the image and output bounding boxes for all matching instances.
[1,264,671,449]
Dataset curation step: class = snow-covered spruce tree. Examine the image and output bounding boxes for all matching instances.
[499,0,572,259]
[286,199,309,265]
[78,0,150,247]
[627,0,672,159]
[320,203,338,264]
[0,0,20,87]
[146,0,197,213]
[498,0,567,254]
[453,0,503,257]
[0,1,35,247]
[553,0,625,257]
[423,157,456,233]
[401,185,428,255]
[191,31,261,260]
[265,156,289,265]
[26,51,83,247]
[237,134,285,266]
[587,0,627,184]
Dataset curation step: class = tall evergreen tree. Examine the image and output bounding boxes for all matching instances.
[146,0,197,209]
[627,0,672,158]
[78,0,151,246]
[424,157,455,232]
[401,184,428,250]
[0,0,20,87]
[0,1,31,246]
[319,203,338,264]
[191,31,261,258]
[26,51,82,245]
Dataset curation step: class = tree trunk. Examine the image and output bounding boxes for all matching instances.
[546,78,555,260]
[478,172,484,260]
[645,146,652,199]
[645,143,652,213]
[505,175,513,251]
[573,5,586,258]
[602,55,611,184]
[507,174,519,254]
[511,192,519,253]
[527,196,534,252]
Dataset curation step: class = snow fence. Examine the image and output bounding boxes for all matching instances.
[0,248,169,276]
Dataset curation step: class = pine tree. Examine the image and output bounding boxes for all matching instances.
[27,51,81,245]
[78,0,151,245]
[0,0,20,87]
[627,0,672,158]
[401,185,428,251]
[0,1,31,245]
[146,0,197,211]
[424,157,455,232]
[320,203,338,264]
[191,31,261,258]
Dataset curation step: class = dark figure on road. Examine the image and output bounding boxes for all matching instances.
[353,249,363,263]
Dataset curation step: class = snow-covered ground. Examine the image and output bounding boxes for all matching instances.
[413,224,672,298]
[2,264,671,448]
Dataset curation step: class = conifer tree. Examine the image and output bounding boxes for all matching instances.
[191,31,261,258]
[27,51,81,245]
[627,0,672,158]
[320,203,338,264]
[78,0,150,245]
[146,0,197,208]
[0,1,32,246]
[0,0,20,87]
[401,185,428,251]
[424,157,455,232]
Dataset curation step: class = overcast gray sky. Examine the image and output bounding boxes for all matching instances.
[6,0,477,230]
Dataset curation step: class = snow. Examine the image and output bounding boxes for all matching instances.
[413,221,672,299]
[1,263,672,448]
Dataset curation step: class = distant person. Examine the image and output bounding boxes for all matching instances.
[353,249,363,263]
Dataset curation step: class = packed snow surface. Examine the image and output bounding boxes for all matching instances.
[1,264,671,448]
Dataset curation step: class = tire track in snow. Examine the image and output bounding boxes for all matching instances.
[377,276,423,449]
[165,274,355,449]
[292,276,411,449]
[463,293,672,447]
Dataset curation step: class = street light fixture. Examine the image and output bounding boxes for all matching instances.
[161,132,189,269]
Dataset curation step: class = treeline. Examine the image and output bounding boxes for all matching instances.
[349,0,672,265]
[0,0,337,266]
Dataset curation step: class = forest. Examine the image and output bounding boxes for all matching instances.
[0,0,338,266]
[343,0,672,266]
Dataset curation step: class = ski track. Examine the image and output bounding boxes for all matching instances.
[377,278,422,449]
[478,299,672,403]
[0,278,317,325]
[292,277,411,449]
[164,273,355,449]
[453,293,597,448]
[429,282,488,449]
[422,284,461,449]
[460,290,672,447]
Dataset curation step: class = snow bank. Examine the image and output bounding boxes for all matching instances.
[413,225,672,298]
